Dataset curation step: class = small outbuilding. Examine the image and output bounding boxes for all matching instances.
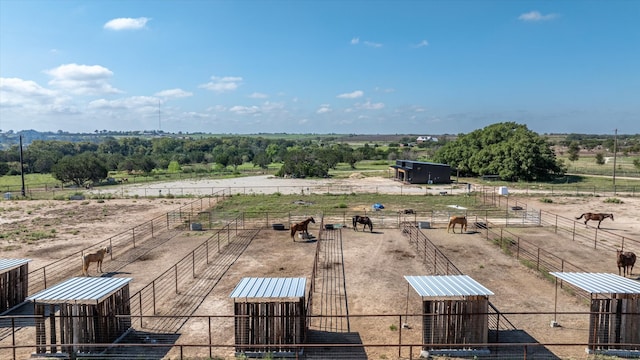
[550,272,640,355]
[391,160,451,184]
[26,277,132,357]
[405,275,494,356]
[0,258,31,313]
[230,277,307,357]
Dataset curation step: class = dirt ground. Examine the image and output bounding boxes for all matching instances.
[2,175,640,360]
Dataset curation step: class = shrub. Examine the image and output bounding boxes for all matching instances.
[604,197,623,204]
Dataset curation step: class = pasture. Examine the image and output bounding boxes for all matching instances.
[1,176,640,359]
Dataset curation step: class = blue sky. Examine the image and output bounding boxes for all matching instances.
[1,0,638,135]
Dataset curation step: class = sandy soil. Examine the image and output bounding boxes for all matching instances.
[2,175,640,360]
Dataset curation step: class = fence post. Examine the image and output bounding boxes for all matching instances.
[209,316,213,359]
[132,228,136,248]
[594,228,598,249]
[152,281,156,315]
[398,314,402,358]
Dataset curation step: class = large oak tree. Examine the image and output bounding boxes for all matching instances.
[434,122,565,181]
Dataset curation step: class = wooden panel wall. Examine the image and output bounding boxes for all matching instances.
[589,294,640,351]
[422,296,489,348]
[0,264,29,313]
[234,299,305,353]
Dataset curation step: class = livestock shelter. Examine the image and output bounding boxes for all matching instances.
[230,277,307,357]
[26,277,132,357]
[391,160,451,184]
[550,272,640,355]
[405,275,494,356]
[0,258,31,313]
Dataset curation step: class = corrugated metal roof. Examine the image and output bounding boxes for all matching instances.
[26,277,132,305]
[230,277,306,299]
[550,272,640,294]
[405,275,494,297]
[0,258,31,273]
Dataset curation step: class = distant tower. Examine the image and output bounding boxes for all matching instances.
[158,100,161,131]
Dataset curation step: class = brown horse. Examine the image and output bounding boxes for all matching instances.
[290,217,315,241]
[352,215,373,232]
[617,250,636,277]
[82,246,110,276]
[447,216,467,233]
[576,213,614,228]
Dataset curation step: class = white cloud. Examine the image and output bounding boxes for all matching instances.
[249,92,268,99]
[413,40,429,48]
[229,105,260,115]
[518,11,558,22]
[350,37,360,45]
[316,104,332,114]
[45,63,121,95]
[0,77,74,115]
[104,17,150,30]
[355,101,385,110]
[199,76,243,93]
[364,41,382,48]
[337,90,364,99]
[0,77,57,100]
[154,88,193,99]
[88,96,159,110]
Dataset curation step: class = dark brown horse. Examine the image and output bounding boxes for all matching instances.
[575,212,613,228]
[352,215,373,232]
[290,217,315,241]
[617,250,636,277]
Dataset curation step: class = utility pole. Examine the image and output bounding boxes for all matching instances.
[613,129,618,193]
[19,135,26,197]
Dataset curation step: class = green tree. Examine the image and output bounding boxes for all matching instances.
[52,153,108,187]
[167,160,181,173]
[595,153,605,165]
[252,151,271,170]
[567,141,580,162]
[434,122,564,181]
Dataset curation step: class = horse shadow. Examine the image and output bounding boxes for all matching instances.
[100,271,132,278]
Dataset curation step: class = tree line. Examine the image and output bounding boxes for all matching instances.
[1,122,637,186]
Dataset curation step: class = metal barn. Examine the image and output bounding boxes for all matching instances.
[0,258,31,314]
[405,275,494,355]
[550,272,640,355]
[391,160,451,184]
[26,277,132,357]
[230,277,307,356]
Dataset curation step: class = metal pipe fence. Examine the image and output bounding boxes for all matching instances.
[26,196,222,295]
[2,312,639,360]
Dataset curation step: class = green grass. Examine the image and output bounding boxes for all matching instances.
[0,173,59,189]
[212,192,483,214]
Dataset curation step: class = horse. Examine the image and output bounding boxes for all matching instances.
[575,213,613,229]
[82,246,110,276]
[447,216,467,233]
[617,250,636,277]
[352,215,373,232]
[290,217,315,241]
